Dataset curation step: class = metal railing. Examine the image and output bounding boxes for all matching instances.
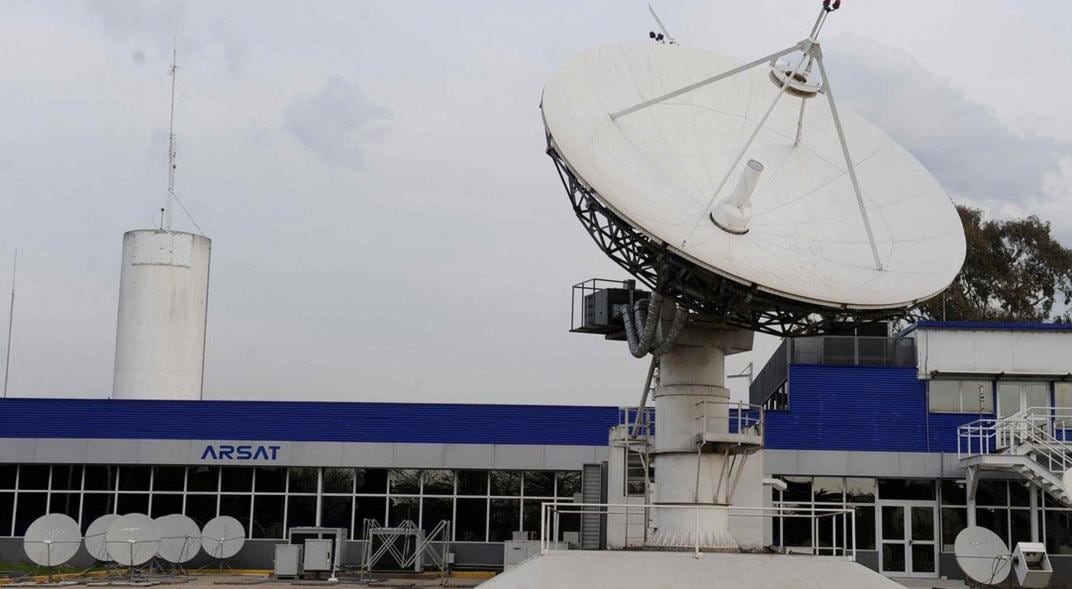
[694,400,763,439]
[958,407,1072,475]
[619,406,655,441]
[538,502,855,560]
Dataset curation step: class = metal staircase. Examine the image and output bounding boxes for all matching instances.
[959,407,1072,505]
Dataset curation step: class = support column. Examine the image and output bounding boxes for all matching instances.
[646,318,752,549]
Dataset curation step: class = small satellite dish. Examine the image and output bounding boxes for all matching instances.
[23,514,82,567]
[954,526,1012,585]
[106,513,162,566]
[155,514,201,564]
[201,515,245,559]
[84,514,119,561]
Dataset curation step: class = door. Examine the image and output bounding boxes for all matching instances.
[998,382,1050,418]
[879,502,937,577]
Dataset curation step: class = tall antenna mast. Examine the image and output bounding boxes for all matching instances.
[3,250,17,398]
[163,48,178,231]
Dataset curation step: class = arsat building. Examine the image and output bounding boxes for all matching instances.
[3,320,1072,583]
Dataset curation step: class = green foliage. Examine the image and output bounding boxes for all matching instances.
[918,205,1072,322]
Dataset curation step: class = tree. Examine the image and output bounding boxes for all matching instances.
[916,205,1072,322]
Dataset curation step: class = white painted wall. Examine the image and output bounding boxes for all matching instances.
[912,327,1072,378]
[112,230,211,400]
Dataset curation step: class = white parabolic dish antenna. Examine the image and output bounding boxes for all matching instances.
[106,513,161,566]
[155,514,202,564]
[542,40,965,330]
[85,513,119,561]
[23,513,82,567]
[954,526,1012,585]
[201,515,245,559]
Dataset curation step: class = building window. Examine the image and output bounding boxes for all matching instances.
[625,450,650,496]
[928,380,993,413]
[772,476,876,553]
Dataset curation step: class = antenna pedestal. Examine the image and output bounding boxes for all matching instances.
[646,319,755,549]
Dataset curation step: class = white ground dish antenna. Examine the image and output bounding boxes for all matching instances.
[155,514,201,564]
[84,514,119,562]
[106,513,162,567]
[200,515,246,559]
[23,514,82,567]
[541,7,965,322]
[954,526,1012,585]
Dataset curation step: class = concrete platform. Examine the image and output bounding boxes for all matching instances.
[477,550,905,589]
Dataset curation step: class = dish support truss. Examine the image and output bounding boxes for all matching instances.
[360,519,451,578]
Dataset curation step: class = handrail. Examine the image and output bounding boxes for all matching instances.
[693,399,764,441]
[958,406,1072,475]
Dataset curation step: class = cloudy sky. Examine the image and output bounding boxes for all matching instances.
[1,1,1070,405]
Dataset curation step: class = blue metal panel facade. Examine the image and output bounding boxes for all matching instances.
[0,399,620,446]
[764,365,980,452]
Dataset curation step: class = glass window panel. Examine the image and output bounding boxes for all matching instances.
[911,507,934,541]
[287,496,316,528]
[976,508,1009,546]
[781,476,812,503]
[221,468,253,492]
[1056,382,1072,409]
[488,499,520,541]
[813,477,844,503]
[490,472,522,497]
[929,380,962,412]
[854,505,876,550]
[49,492,80,521]
[322,469,355,494]
[1011,509,1032,548]
[1009,481,1031,507]
[421,497,452,534]
[524,472,555,497]
[354,497,386,538]
[354,469,388,494]
[455,498,487,542]
[81,493,116,534]
[521,500,542,535]
[556,505,581,545]
[288,468,318,494]
[321,496,353,536]
[941,508,966,552]
[252,495,284,539]
[940,480,967,506]
[151,493,183,518]
[18,465,50,490]
[882,544,906,573]
[0,493,12,536]
[153,467,185,492]
[389,470,420,495]
[457,471,488,496]
[0,465,16,489]
[998,383,1021,418]
[556,472,581,498]
[882,506,905,540]
[219,495,251,529]
[184,494,217,527]
[50,466,82,491]
[878,479,935,501]
[254,467,286,493]
[14,492,47,536]
[782,511,812,547]
[1045,510,1072,555]
[912,544,936,573]
[187,467,219,492]
[846,478,875,503]
[118,493,149,514]
[388,497,419,527]
[84,466,117,491]
[960,381,993,413]
[1024,382,1049,411]
[976,480,1008,506]
[423,470,455,495]
[118,466,151,491]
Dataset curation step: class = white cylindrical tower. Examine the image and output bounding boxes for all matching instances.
[112,229,211,400]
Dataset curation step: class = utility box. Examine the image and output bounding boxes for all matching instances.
[1013,542,1052,588]
[273,544,303,579]
[303,539,333,573]
[503,539,541,571]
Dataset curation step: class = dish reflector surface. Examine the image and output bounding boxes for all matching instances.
[85,514,118,561]
[201,515,245,559]
[954,526,1011,584]
[23,514,82,566]
[542,43,965,308]
[155,514,202,563]
[106,513,161,566]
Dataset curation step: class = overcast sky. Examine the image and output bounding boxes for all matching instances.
[1,1,1070,405]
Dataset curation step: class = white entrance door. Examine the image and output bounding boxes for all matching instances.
[998,381,1050,418]
[879,502,938,577]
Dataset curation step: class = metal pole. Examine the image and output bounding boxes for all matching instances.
[3,250,16,398]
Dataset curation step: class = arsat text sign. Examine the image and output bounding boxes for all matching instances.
[201,444,281,461]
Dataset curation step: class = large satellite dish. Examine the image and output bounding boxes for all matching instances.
[106,513,161,566]
[541,15,965,334]
[954,526,1012,585]
[84,514,119,562]
[155,514,201,564]
[200,516,245,559]
[23,514,82,567]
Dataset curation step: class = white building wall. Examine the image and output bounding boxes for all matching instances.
[112,230,211,400]
[912,326,1072,379]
